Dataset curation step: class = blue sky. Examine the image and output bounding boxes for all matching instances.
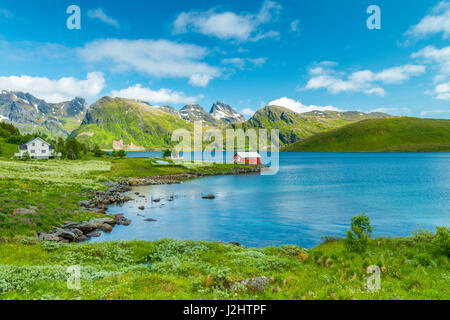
[0,0,450,118]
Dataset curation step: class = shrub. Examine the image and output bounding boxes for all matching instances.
[412,228,434,242]
[117,150,127,159]
[433,226,450,257]
[163,149,171,158]
[0,122,20,137]
[92,145,104,158]
[21,152,31,161]
[345,213,373,253]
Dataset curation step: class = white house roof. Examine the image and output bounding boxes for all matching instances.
[235,152,261,158]
[24,137,50,146]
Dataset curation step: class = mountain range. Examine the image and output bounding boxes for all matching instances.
[0,90,395,150]
[232,105,389,145]
[0,90,88,137]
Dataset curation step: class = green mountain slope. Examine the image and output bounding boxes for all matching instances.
[283,117,450,152]
[70,97,194,150]
[232,106,390,145]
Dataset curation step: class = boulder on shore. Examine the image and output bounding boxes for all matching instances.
[86,230,102,237]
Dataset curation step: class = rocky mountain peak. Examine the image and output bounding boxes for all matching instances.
[180,104,216,123]
[210,102,245,124]
[0,90,90,137]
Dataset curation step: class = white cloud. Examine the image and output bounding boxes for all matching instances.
[173,0,281,42]
[407,1,450,39]
[420,109,450,116]
[364,87,386,96]
[188,74,213,87]
[248,57,268,67]
[221,57,267,70]
[111,84,202,104]
[371,107,411,115]
[412,45,450,100]
[412,45,450,77]
[0,72,105,102]
[268,97,340,114]
[241,108,256,117]
[78,39,221,87]
[87,8,120,29]
[302,62,425,96]
[428,82,450,100]
[374,65,426,84]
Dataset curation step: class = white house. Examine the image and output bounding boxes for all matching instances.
[15,137,60,159]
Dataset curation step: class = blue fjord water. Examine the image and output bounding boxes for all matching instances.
[91,153,450,248]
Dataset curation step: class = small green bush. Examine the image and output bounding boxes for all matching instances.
[92,145,104,158]
[163,149,171,158]
[433,226,450,257]
[345,213,373,253]
[21,152,31,161]
[413,228,434,242]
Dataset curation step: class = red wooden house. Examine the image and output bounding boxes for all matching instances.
[233,152,261,165]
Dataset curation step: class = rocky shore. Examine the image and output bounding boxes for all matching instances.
[37,166,262,243]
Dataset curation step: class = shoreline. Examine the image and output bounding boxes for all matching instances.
[37,165,262,243]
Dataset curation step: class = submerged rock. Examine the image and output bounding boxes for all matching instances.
[115,214,126,225]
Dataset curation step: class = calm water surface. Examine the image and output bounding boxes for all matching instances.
[91,153,450,248]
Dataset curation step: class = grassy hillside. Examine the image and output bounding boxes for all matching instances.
[283,117,450,152]
[232,106,389,146]
[0,231,448,300]
[71,97,194,150]
[0,138,18,158]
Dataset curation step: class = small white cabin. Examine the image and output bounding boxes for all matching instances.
[15,137,60,159]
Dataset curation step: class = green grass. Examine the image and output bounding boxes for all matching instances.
[0,233,448,300]
[0,160,112,238]
[0,138,20,158]
[283,117,450,152]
